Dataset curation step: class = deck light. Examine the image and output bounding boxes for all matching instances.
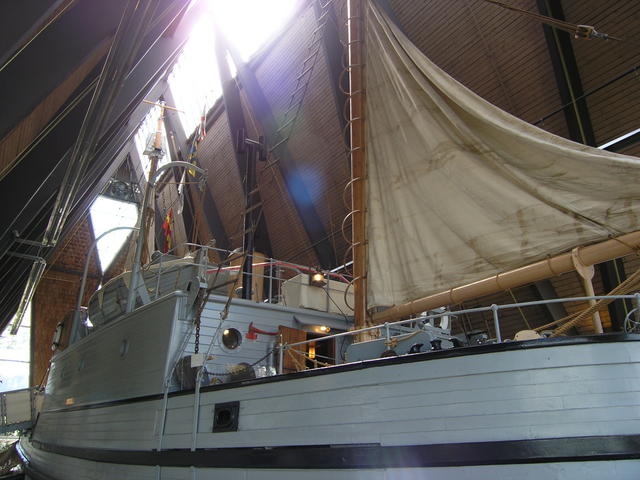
[312,325,331,334]
[310,270,326,287]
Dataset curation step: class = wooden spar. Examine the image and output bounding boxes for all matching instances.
[140,106,166,265]
[348,0,367,331]
[142,99,184,113]
[372,231,640,324]
[126,103,170,312]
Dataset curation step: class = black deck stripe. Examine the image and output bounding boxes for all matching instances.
[29,435,640,469]
[22,463,53,480]
[41,334,640,414]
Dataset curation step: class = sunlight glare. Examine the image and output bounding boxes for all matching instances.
[210,0,299,61]
[168,0,298,135]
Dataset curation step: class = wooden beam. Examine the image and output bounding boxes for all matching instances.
[161,90,231,251]
[221,28,336,269]
[313,1,348,135]
[532,280,567,324]
[213,28,272,257]
[599,259,631,331]
[536,0,596,146]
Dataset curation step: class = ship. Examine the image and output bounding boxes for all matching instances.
[15,1,640,478]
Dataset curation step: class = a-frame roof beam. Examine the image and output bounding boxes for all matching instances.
[536,0,596,146]
[161,89,231,251]
[225,40,337,269]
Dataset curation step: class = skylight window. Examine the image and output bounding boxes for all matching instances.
[89,196,139,272]
[168,18,221,137]
[168,0,298,136]
[213,0,298,62]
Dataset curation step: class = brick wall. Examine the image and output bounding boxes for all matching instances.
[31,219,100,386]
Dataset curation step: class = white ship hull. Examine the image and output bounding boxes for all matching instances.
[19,328,640,479]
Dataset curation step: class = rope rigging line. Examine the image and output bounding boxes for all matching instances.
[550,267,640,336]
[534,64,640,127]
[481,0,623,41]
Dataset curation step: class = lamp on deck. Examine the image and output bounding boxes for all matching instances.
[309,269,327,287]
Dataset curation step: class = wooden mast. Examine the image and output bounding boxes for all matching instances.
[140,104,167,264]
[348,0,367,332]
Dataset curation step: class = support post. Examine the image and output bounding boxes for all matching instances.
[278,345,284,375]
[571,248,603,333]
[491,304,502,343]
[348,0,367,333]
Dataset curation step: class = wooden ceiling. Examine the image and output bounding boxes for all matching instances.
[181,0,640,267]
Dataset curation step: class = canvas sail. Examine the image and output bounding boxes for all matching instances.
[365,2,640,308]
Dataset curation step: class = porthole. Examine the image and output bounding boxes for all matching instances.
[119,339,129,357]
[222,328,242,350]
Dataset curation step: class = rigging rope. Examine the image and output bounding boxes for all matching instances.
[481,0,623,41]
[549,267,640,336]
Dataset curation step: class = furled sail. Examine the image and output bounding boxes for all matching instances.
[365,2,640,308]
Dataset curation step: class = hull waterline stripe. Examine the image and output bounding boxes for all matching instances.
[28,435,640,469]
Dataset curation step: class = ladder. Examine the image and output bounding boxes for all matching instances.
[270,0,333,153]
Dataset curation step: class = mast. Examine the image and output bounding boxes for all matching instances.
[126,103,168,313]
[348,0,367,331]
[141,106,167,264]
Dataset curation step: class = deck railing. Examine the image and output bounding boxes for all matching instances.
[147,243,353,307]
[277,293,640,374]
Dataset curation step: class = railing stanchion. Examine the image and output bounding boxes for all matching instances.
[491,304,502,343]
[268,258,274,303]
[155,254,164,300]
[278,344,285,374]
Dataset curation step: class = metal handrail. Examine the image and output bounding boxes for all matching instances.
[74,226,139,325]
[277,293,640,373]
[143,242,353,305]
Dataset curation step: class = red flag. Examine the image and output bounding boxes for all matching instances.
[161,208,173,253]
